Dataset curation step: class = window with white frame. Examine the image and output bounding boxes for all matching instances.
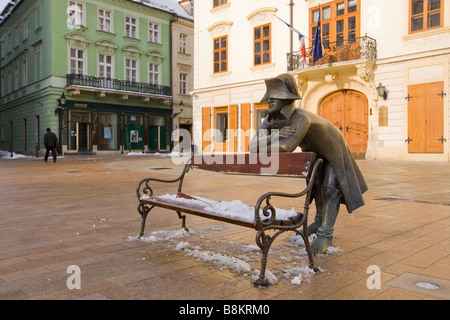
[148,22,160,43]
[125,16,137,38]
[126,59,138,82]
[99,54,112,78]
[179,34,187,54]
[70,48,84,74]
[98,9,112,32]
[68,1,84,27]
[149,63,159,85]
[179,73,187,95]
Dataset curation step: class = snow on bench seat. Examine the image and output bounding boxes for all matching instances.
[140,193,299,228]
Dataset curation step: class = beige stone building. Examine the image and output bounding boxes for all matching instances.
[192,0,449,162]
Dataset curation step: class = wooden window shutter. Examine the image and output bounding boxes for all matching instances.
[240,103,251,152]
[228,105,238,152]
[202,107,211,152]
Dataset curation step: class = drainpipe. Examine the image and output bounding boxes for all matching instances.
[169,13,178,152]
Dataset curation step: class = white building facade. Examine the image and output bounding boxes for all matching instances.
[192,0,450,162]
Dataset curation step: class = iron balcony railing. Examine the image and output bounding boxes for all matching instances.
[66,74,172,97]
[287,35,377,71]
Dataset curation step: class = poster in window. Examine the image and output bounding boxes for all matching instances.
[104,127,112,139]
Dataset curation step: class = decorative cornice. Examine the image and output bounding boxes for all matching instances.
[207,21,233,37]
[246,7,278,24]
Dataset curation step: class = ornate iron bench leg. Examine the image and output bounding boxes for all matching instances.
[138,204,154,238]
[176,210,189,232]
[254,230,283,286]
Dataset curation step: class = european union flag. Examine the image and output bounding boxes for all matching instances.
[313,8,323,65]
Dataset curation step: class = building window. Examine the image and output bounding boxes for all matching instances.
[23,18,28,40]
[148,22,160,43]
[410,0,442,33]
[213,35,228,73]
[213,0,227,8]
[35,44,42,81]
[22,56,27,87]
[15,27,19,47]
[254,23,271,66]
[310,0,360,48]
[180,34,187,54]
[70,48,84,74]
[149,63,159,85]
[0,72,4,96]
[180,73,187,95]
[14,63,19,90]
[99,54,112,78]
[68,1,84,27]
[126,59,137,82]
[98,9,112,33]
[125,16,137,38]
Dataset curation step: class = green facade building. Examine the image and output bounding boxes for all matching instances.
[0,0,177,155]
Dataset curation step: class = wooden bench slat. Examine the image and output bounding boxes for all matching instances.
[191,152,316,177]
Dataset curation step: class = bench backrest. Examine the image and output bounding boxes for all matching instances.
[191,152,317,178]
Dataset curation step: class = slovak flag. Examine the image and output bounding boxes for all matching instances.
[298,34,306,60]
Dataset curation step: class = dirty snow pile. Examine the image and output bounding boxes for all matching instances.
[141,194,299,224]
[128,229,342,286]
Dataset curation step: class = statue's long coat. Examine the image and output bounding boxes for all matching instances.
[260,106,368,213]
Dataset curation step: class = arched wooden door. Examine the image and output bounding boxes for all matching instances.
[319,90,368,159]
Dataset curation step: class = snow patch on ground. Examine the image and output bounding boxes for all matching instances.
[128,228,342,287]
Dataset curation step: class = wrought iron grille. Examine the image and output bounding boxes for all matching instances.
[66,74,172,97]
[287,35,377,71]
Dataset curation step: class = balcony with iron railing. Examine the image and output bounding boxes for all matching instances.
[287,35,377,72]
[66,74,172,99]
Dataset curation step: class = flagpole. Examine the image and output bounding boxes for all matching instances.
[289,0,294,71]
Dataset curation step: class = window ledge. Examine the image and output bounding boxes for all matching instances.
[403,26,450,41]
[250,62,275,71]
[210,3,231,13]
[210,71,231,78]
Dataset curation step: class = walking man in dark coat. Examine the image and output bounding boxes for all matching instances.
[44,128,58,163]
[249,73,368,254]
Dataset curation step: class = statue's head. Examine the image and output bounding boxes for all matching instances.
[260,73,301,113]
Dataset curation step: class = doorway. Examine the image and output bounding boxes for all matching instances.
[319,90,369,159]
[77,122,90,151]
[407,82,444,154]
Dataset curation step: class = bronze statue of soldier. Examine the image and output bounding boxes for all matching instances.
[249,73,368,254]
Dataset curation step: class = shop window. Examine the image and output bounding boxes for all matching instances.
[97,113,118,150]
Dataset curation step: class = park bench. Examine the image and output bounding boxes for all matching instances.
[135,152,323,286]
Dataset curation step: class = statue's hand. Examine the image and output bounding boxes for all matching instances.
[279,126,296,139]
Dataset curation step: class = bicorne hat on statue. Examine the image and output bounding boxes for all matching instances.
[260,74,302,103]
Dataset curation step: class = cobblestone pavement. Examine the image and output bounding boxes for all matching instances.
[0,154,449,301]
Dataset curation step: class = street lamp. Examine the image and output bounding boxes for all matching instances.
[55,92,67,155]
[376,83,388,100]
[171,100,184,118]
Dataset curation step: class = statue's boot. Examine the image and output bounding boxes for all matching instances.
[311,185,341,254]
